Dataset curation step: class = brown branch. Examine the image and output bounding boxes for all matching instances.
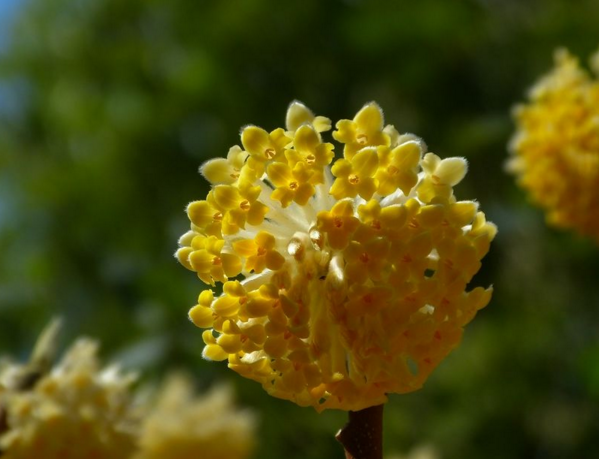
[0,405,8,456]
[335,404,384,459]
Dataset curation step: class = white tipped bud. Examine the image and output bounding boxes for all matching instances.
[433,157,468,186]
[286,101,314,132]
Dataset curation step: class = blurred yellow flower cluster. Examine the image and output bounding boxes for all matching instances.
[0,337,138,459]
[134,375,255,459]
[0,323,256,459]
[509,48,599,241]
[386,444,440,459]
[178,102,496,411]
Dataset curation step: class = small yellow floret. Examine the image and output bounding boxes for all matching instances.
[376,141,422,196]
[201,146,249,185]
[286,101,332,134]
[241,126,290,176]
[330,147,379,200]
[267,161,315,207]
[333,102,391,159]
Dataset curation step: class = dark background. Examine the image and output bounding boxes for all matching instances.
[1,0,599,457]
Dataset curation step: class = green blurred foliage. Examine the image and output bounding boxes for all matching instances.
[1,0,599,457]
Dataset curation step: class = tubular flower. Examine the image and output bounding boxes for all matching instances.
[134,374,256,459]
[508,47,599,241]
[178,101,497,412]
[0,339,138,459]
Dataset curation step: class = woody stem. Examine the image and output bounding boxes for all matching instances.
[335,404,384,459]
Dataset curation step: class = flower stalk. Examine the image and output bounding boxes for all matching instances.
[336,404,384,459]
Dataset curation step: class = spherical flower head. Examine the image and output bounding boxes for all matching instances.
[508,47,599,241]
[134,374,256,459]
[0,339,138,459]
[177,101,497,412]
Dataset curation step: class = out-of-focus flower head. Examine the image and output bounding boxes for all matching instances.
[508,47,599,241]
[386,444,440,459]
[0,322,138,459]
[134,374,256,459]
[177,101,496,411]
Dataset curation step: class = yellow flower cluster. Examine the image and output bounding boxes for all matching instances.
[0,325,256,459]
[134,375,255,459]
[509,48,599,241]
[0,339,138,459]
[178,102,497,412]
